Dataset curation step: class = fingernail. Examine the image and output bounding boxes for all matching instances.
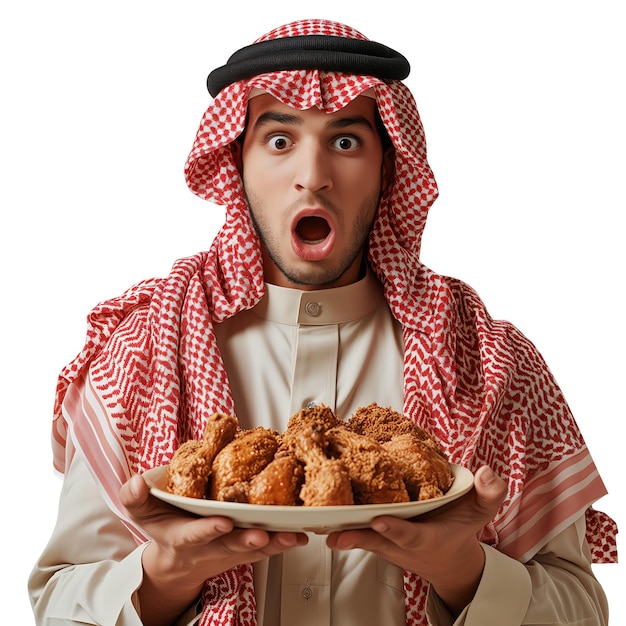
[130,474,141,498]
[480,466,496,486]
[371,520,389,533]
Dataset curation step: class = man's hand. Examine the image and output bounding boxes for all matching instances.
[326,465,507,616]
[120,473,308,626]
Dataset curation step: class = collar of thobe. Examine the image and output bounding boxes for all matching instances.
[251,268,385,326]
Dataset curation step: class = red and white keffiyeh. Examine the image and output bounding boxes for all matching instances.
[50,18,617,626]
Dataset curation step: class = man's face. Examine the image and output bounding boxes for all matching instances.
[239,93,391,290]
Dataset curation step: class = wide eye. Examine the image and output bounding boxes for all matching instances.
[268,135,292,151]
[332,135,360,151]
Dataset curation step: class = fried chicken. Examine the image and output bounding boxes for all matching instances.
[166,412,238,498]
[348,403,453,501]
[326,426,410,504]
[383,434,453,501]
[166,440,213,499]
[209,427,278,502]
[348,403,438,448]
[165,404,454,506]
[292,423,354,506]
[280,404,340,453]
[202,411,239,458]
[247,452,305,505]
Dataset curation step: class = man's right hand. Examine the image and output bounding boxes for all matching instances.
[120,473,308,626]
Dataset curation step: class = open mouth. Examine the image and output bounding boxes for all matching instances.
[290,211,336,261]
[295,216,331,244]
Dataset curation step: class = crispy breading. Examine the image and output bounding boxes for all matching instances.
[166,440,213,498]
[383,434,453,501]
[348,403,437,447]
[291,423,354,506]
[247,453,305,505]
[202,412,239,458]
[165,404,453,506]
[209,427,278,502]
[166,412,238,498]
[327,426,410,504]
[280,404,340,453]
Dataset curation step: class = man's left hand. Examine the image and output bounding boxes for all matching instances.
[326,465,507,616]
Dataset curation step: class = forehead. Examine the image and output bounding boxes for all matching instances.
[245,93,379,129]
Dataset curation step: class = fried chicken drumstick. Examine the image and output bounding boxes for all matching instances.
[291,423,354,506]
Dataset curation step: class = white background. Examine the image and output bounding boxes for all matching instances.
[2,0,623,622]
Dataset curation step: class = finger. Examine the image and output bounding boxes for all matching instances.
[120,475,236,541]
[326,528,381,551]
[274,532,309,548]
[235,530,308,551]
[182,516,236,545]
[218,530,308,563]
[223,528,272,551]
[368,515,423,550]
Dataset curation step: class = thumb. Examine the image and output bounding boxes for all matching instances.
[120,473,151,513]
[473,465,507,515]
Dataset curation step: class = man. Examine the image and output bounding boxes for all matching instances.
[29,18,616,626]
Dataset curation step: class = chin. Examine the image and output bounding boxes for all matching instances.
[282,264,359,289]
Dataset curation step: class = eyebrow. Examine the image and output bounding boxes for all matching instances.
[252,111,375,132]
[253,111,301,128]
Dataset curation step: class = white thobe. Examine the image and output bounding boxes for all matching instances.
[214,270,406,626]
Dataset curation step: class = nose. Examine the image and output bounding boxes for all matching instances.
[294,141,333,193]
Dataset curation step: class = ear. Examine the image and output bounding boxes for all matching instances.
[381,146,395,193]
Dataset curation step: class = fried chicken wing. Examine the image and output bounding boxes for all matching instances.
[247,452,305,505]
[292,423,354,506]
[383,434,453,501]
[326,426,409,504]
[166,412,239,498]
[209,427,278,502]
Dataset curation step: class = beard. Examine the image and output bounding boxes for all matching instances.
[246,191,380,288]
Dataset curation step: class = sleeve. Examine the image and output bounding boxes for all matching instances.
[28,452,202,626]
[425,515,609,626]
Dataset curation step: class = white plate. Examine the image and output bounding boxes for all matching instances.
[143,463,474,534]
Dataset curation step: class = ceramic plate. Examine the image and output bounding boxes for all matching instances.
[144,463,473,533]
